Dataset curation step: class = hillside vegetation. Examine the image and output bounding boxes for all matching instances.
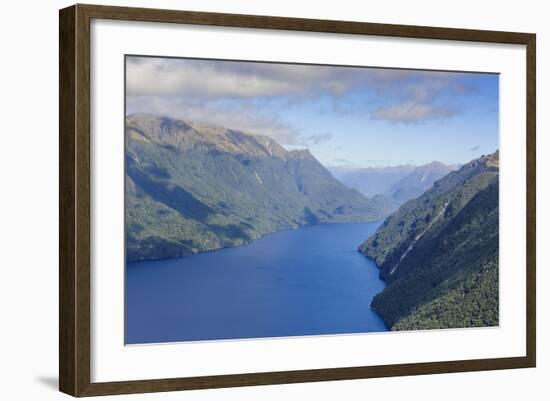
[126,114,391,262]
[359,151,499,330]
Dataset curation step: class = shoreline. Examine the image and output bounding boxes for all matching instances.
[127,219,385,265]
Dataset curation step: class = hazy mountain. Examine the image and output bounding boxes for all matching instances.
[359,151,499,330]
[330,162,457,205]
[385,161,458,203]
[329,166,416,198]
[126,114,392,262]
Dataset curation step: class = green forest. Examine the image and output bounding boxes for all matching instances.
[125,114,393,262]
[359,151,499,330]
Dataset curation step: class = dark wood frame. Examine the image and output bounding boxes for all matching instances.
[59,3,536,397]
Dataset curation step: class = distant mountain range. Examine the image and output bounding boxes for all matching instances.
[359,151,499,330]
[329,165,416,198]
[330,161,457,205]
[125,114,392,262]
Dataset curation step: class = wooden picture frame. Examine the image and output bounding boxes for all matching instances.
[59,3,536,397]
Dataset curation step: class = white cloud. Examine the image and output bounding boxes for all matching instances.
[127,95,302,145]
[127,58,300,98]
[126,56,487,135]
[370,102,460,123]
[126,57,471,102]
[298,132,333,146]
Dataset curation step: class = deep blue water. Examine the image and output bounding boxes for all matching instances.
[126,222,388,344]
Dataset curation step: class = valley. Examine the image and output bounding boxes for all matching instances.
[125,114,392,262]
[125,113,500,334]
[359,151,499,330]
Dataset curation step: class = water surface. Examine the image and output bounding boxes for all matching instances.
[126,222,387,344]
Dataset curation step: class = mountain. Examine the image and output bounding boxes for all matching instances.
[359,151,499,330]
[329,165,415,198]
[385,161,458,204]
[330,162,457,206]
[126,114,390,262]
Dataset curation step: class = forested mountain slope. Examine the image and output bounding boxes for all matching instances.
[126,114,391,262]
[359,151,499,330]
[385,161,457,204]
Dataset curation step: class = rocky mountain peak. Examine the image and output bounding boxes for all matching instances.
[287,148,315,160]
[126,113,290,159]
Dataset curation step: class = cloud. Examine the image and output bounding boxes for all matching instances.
[127,95,306,146]
[126,57,370,99]
[126,56,491,137]
[127,57,300,98]
[469,145,480,151]
[370,102,460,123]
[127,57,473,103]
[298,133,333,146]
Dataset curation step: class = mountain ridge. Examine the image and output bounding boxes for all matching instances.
[384,161,458,204]
[126,114,392,262]
[330,161,457,204]
[359,150,499,330]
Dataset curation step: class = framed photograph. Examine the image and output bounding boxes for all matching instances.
[59,4,536,397]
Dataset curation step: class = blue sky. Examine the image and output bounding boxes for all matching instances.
[126,56,499,168]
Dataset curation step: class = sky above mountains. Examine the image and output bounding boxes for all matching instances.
[126,55,499,168]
